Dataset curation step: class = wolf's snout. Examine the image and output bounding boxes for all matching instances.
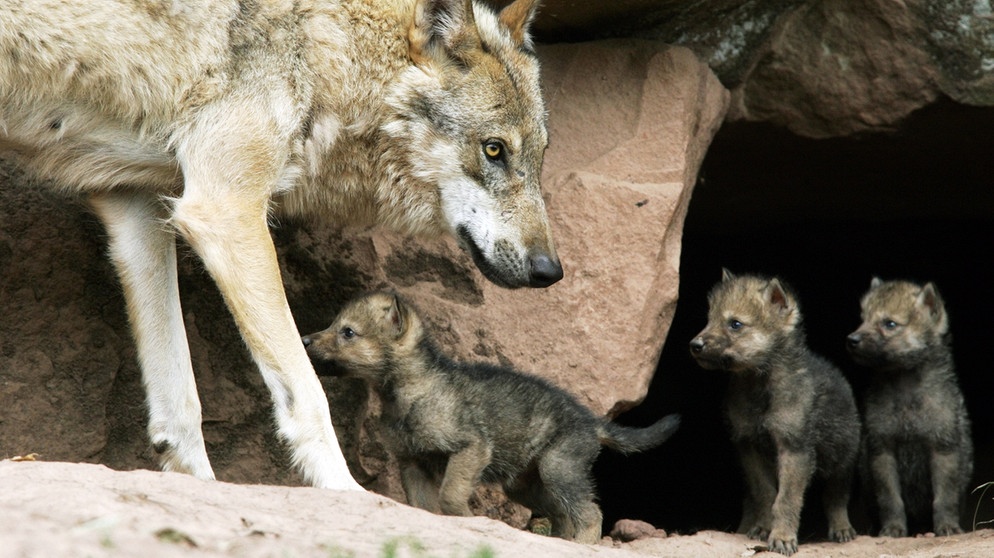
[846,333,862,348]
[689,337,705,354]
[302,335,313,347]
[528,253,563,287]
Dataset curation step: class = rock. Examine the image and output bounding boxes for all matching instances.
[609,519,667,542]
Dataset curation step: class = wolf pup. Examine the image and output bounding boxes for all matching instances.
[847,278,973,537]
[1,0,560,489]
[690,270,860,556]
[303,291,681,543]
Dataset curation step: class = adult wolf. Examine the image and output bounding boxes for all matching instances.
[0,0,560,491]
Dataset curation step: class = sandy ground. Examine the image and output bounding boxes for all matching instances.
[2,460,993,558]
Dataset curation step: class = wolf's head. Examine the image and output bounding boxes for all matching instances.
[689,269,803,373]
[846,278,949,370]
[383,0,562,289]
[301,291,425,383]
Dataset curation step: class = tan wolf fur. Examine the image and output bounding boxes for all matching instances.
[0,0,561,490]
[302,291,681,543]
[847,278,973,537]
[690,270,860,556]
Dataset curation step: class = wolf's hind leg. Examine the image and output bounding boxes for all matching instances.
[89,192,214,480]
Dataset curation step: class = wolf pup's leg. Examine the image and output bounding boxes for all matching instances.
[90,192,214,480]
[438,439,491,516]
[768,449,815,556]
[401,462,442,513]
[823,471,857,542]
[869,449,907,537]
[738,445,776,540]
[931,450,965,535]
[170,99,360,491]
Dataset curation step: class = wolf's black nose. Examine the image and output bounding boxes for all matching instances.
[846,333,861,347]
[529,254,563,287]
[302,336,313,347]
[689,338,705,353]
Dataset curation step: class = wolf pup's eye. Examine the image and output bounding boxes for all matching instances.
[483,140,504,162]
[882,319,898,330]
[340,327,356,339]
[728,319,743,330]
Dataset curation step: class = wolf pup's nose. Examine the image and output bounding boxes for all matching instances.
[302,336,313,347]
[689,338,705,353]
[846,333,861,348]
[528,254,563,287]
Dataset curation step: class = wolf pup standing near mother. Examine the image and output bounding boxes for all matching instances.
[0,0,560,491]
[690,270,860,556]
[303,291,680,543]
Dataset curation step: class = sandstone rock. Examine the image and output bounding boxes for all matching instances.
[609,518,667,542]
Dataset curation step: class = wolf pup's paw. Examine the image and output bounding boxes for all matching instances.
[878,523,907,538]
[768,531,798,556]
[934,523,964,537]
[829,525,857,543]
[746,525,770,541]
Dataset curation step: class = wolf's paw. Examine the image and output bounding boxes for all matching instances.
[768,532,798,556]
[829,525,857,543]
[934,523,963,537]
[746,525,770,541]
[878,523,907,538]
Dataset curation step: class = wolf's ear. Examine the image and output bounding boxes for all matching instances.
[767,279,793,312]
[499,0,540,47]
[386,294,407,336]
[870,276,883,289]
[409,0,482,67]
[721,267,735,282]
[918,282,945,319]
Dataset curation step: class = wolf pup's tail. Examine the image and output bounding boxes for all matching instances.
[598,414,681,455]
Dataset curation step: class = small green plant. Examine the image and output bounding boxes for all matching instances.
[377,537,494,558]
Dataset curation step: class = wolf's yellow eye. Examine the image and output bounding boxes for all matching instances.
[484,141,503,160]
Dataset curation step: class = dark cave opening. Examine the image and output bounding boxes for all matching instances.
[594,98,994,539]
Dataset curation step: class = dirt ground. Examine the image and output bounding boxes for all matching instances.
[2,460,993,558]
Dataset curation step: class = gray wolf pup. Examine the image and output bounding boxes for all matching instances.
[689,269,860,556]
[1,0,560,490]
[302,291,681,543]
[847,278,973,537]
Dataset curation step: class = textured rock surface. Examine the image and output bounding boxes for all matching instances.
[0,41,727,519]
[523,0,994,137]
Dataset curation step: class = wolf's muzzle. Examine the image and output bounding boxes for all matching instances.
[528,253,563,287]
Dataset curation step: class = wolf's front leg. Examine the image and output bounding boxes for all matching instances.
[439,440,491,516]
[870,449,907,537]
[171,103,361,491]
[738,445,776,540]
[90,192,214,480]
[769,449,815,556]
[931,450,965,536]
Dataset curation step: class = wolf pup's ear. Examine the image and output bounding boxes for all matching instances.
[386,294,407,337]
[498,0,540,47]
[721,267,736,282]
[870,276,883,289]
[767,278,795,313]
[918,282,946,320]
[409,0,482,67]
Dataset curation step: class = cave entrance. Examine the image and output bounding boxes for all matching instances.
[594,98,994,538]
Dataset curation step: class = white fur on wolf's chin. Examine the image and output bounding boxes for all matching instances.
[439,174,496,250]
